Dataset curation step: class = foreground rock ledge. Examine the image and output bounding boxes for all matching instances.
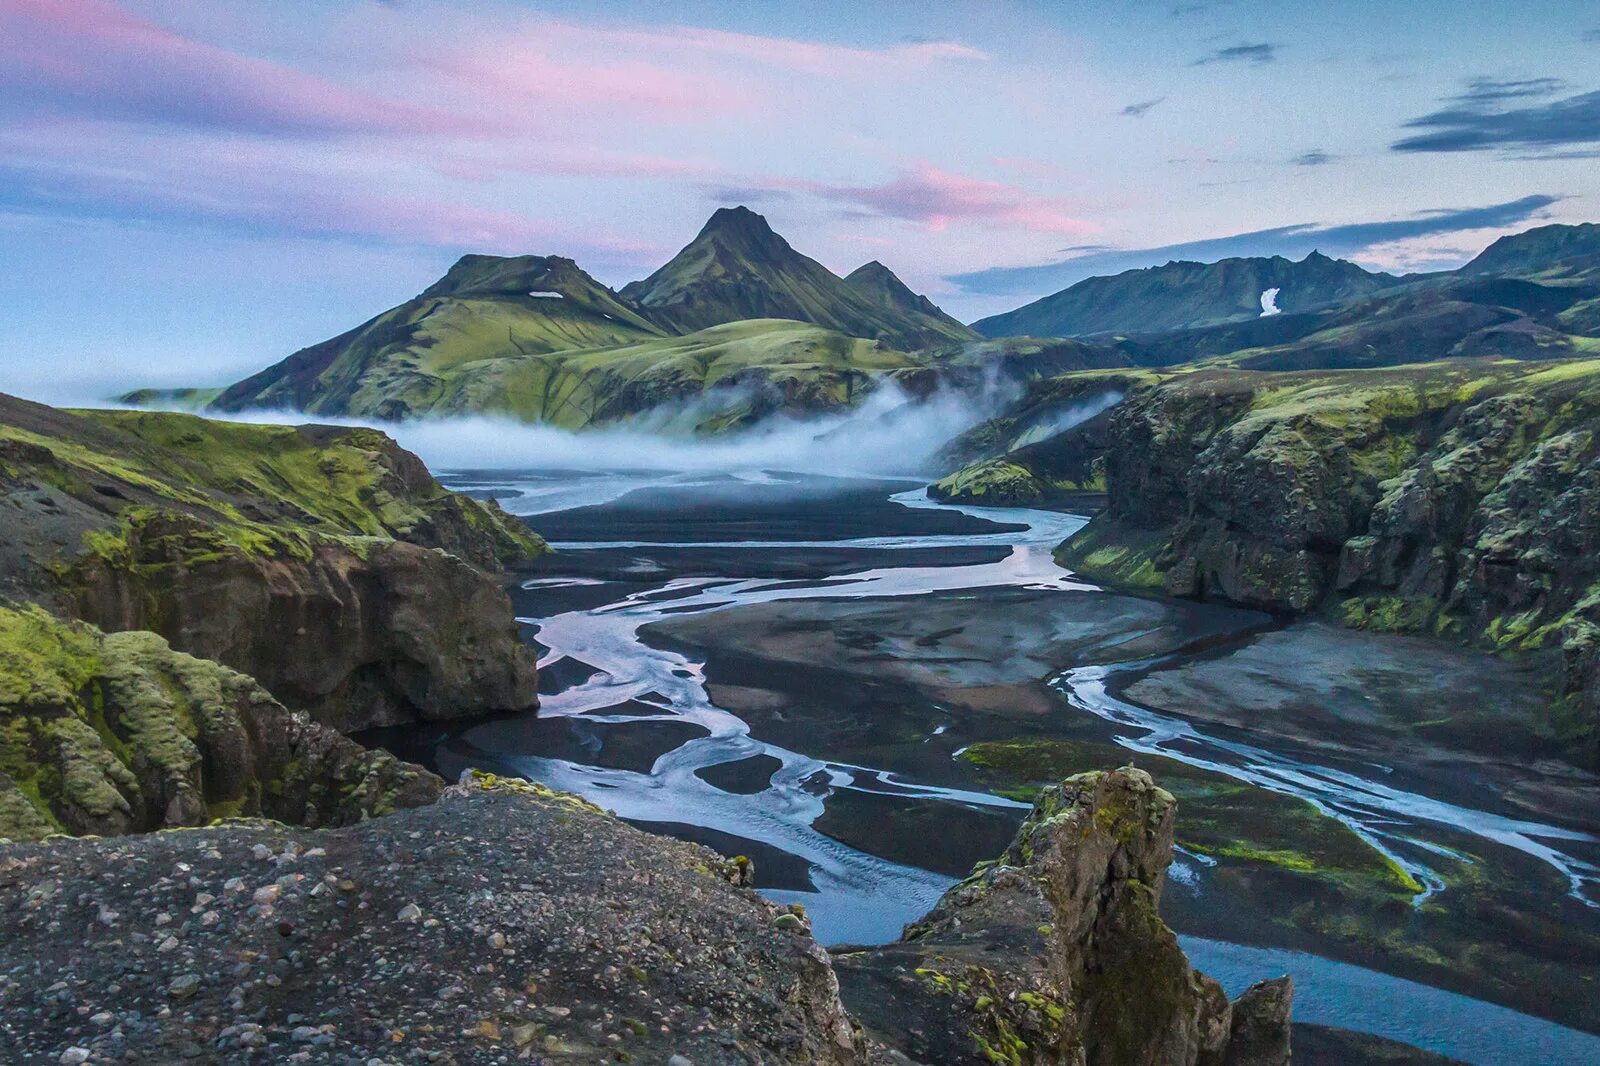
[0,769,1288,1065]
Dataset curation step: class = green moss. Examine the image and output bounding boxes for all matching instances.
[0,604,102,707]
[1055,520,1167,590]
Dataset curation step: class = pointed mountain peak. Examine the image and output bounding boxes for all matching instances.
[845,260,895,283]
[697,205,786,249]
[844,260,917,300]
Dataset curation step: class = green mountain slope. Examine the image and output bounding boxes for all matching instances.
[204,209,966,426]
[974,251,1403,338]
[621,206,976,349]
[840,260,978,348]
[210,254,666,419]
[1462,222,1600,281]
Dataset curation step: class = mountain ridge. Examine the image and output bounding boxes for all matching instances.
[972,250,1404,339]
[621,206,977,349]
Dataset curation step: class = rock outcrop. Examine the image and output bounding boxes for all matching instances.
[0,766,1287,1064]
[0,773,861,1065]
[1056,360,1600,763]
[67,514,538,732]
[0,604,440,841]
[836,767,1290,1065]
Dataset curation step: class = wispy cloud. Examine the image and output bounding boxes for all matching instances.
[1194,43,1277,65]
[0,121,662,268]
[1121,96,1166,118]
[782,163,1095,235]
[1291,149,1334,166]
[0,0,477,136]
[948,194,1561,296]
[1393,78,1600,154]
[1450,77,1567,104]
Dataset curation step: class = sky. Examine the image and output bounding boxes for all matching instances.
[2,0,1599,400]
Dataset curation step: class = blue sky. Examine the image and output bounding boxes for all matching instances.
[2,0,1598,400]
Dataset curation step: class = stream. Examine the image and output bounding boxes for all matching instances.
[368,468,1600,1065]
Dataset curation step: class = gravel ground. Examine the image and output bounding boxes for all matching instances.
[0,776,858,1065]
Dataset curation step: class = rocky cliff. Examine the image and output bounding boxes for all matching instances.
[1056,359,1600,763]
[0,768,1290,1065]
[0,395,543,735]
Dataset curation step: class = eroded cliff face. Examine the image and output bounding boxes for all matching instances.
[66,513,537,732]
[0,395,544,734]
[1056,360,1600,762]
[0,605,441,842]
[837,767,1291,1066]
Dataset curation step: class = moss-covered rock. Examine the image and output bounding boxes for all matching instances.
[1058,359,1600,763]
[835,767,1290,1065]
[933,459,1051,506]
[0,392,543,733]
[0,604,441,841]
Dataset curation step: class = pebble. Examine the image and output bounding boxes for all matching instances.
[59,1049,91,1066]
[167,974,201,1000]
[397,903,422,923]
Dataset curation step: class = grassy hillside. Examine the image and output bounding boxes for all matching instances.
[205,211,969,426]
[213,311,919,431]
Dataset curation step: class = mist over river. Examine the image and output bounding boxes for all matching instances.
[362,469,1600,1066]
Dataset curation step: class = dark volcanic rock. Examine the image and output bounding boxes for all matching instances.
[0,775,858,1065]
[0,767,1288,1065]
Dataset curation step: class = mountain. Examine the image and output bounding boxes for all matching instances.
[211,254,665,419]
[1461,222,1600,280]
[205,208,975,425]
[973,251,1404,339]
[621,206,977,349]
[840,260,978,347]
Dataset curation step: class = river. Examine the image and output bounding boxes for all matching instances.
[363,467,1600,1065]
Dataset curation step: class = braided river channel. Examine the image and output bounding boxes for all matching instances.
[363,469,1600,1065]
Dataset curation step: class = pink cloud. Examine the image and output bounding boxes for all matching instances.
[424,44,747,125]
[421,18,985,125]
[432,145,715,183]
[603,25,988,75]
[790,163,1096,235]
[0,0,473,135]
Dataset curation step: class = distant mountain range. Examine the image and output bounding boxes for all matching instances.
[972,250,1405,338]
[143,213,1600,431]
[974,222,1600,341]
